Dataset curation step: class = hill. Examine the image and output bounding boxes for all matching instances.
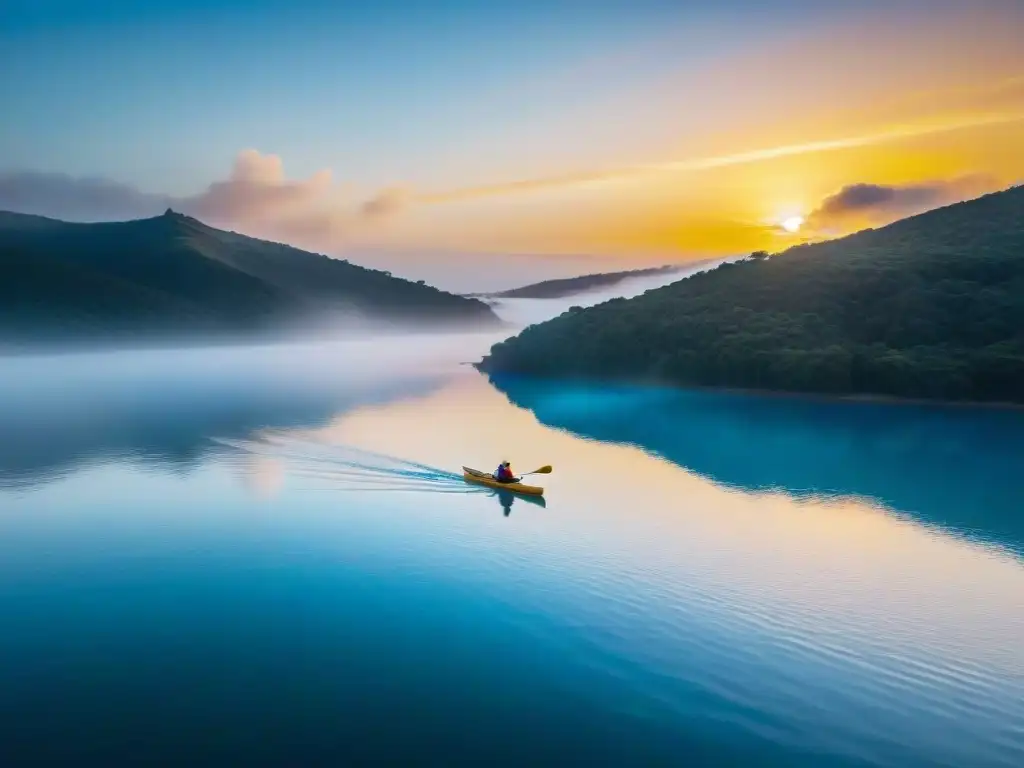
[478,185,1024,405]
[473,264,688,299]
[0,209,499,347]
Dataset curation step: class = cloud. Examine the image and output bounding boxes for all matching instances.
[0,171,169,221]
[187,149,335,223]
[0,150,401,249]
[806,175,998,229]
[360,186,413,218]
[813,182,943,218]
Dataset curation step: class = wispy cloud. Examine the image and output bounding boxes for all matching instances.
[422,109,1024,205]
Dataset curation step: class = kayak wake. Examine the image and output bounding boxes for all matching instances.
[213,434,488,496]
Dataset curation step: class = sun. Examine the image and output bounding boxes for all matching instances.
[781,215,804,233]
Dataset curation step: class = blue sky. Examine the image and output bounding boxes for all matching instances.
[2,0,865,193]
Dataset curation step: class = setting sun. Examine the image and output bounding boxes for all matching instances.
[781,216,804,233]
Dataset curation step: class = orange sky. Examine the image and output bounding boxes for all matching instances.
[357,7,1024,260]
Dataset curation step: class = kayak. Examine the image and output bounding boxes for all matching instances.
[462,466,544,496]
[462,467,544,496]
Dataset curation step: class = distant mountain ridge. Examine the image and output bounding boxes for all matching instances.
[478,185,1024,405]
[470,264,693,299]
[0,209,499,349]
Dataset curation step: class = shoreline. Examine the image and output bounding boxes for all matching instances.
[476,365,1024,412]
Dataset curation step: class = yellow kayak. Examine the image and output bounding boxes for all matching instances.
[462,466,545,496]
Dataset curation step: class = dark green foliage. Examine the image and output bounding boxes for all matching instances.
[479,186,1024,404]
[0,209,498,346]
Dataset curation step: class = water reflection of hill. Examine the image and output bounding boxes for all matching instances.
[488,375,1024,556]
[0,352,444,491]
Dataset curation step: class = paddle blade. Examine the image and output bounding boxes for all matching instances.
[530,465,553,475]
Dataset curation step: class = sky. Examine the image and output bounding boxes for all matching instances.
[2,0,1023,286]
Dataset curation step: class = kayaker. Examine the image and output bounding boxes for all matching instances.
[494,461,517,483]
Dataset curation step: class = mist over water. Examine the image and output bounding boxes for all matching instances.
[0,335,478,491]
[1,276,1022,767]
[488,258,730,327]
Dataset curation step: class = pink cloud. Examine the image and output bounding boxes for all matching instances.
[0,149,406,251]
[360,186,413,218]
[186,149,336,224]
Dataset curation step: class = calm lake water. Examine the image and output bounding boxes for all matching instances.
[1,317,1023,765]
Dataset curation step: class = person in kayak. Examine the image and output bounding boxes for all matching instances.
[494,461,517,483]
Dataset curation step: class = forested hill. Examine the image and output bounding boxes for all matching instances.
[0,209,499,347]
[478,185,1024,404]
[476,264,687,299]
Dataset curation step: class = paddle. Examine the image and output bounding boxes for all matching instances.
[518,465,552,478]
